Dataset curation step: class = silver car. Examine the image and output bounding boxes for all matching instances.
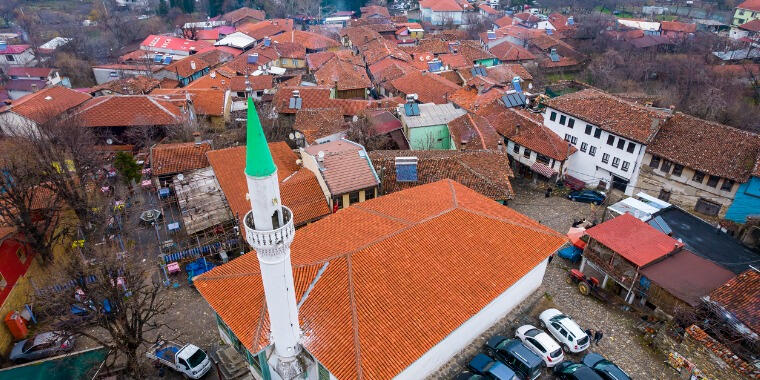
[9,331,75,363]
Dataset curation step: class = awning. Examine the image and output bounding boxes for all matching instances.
[530,162,557,178]
[567,227,587,249]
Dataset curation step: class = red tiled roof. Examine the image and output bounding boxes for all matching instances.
[361,38,412,65]
[229,75,273,91]
[195,179,565,380]
[419,0,463,12]
[274,86,333,114]
[185,71,235,90]
[4,79,48,92]
[661,21,696,33]
[709,269,760,334]
[487,64,533,83]
[360,5,391,18]
[304,140,379,194]
[543,88,668,143]
[449,86,504,113]
[458,40,497,63]
[389,71,460,104]
[448,113,501,150]
[294,108,346,144]
[314,58,371,90]
[161,56,210,78]
[271,30,341,51]
[494,15,515,28]
[478,3,499,14]
[539,55,580,68]
[646,112,760,182]
[194,29,219,41]
[739,19,760,32]
[152,88,227,116]
[585,213,683,267]
[370,150,514,200]
[478,103,575,161]
[140,35,212,54]
[151,142,211,176]
[1,86,91,125]
[206,144,330,226]
[737,0,760,11]
[75,95,184,127]
[222,7,265,24]
[0,44,30,54]
[341,26,383,47]
[307,51,338,70]
[7,67,55,78]
[438,53,469,69]
[489,41,536,62]
[237,20,291,40]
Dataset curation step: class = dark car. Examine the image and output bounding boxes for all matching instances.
[454,371,487,380]
[554,361,605,380]
[485,336,542,380]
[582,353,631,380]
[467,353,518,380]
[9,331,75,363]
[567,190,606,205]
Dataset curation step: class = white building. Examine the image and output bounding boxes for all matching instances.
[194,101,566,380]
[542,88,669,195]
[91,64,156,85]
[419,0,464,25]
[0,43,36,67]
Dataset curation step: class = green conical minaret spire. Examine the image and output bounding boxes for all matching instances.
[245,97,277,177]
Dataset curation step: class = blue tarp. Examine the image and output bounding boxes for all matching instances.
[557,246,583,262]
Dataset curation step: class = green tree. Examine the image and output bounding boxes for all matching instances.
[113,153,141,185]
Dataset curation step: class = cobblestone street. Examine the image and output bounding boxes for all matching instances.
[431,178,679,379]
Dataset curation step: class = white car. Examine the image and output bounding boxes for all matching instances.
[538,308,590,353]
[515,324,564,367]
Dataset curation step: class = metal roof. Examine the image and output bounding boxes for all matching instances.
[399,102,466,128]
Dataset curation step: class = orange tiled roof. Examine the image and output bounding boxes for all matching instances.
[294,108,346,144]
[195,179,565,380]
[449,86,505,113]
[185,71,235,90]
[389,71,460,104]
[75,95,184,128]
[2,86,91,125]
[661,21,697,33]
[222,7,265,24]
[92,76,161,95]
[306,51,337,70]
[152,88,227,116]
[271,30,341,51]
[360,4,391,18]
[161,56,210,78]
[448,112,501,150]
[303,140,379,195]
[206,144,330,226]
[314,58,371,90]
[494,15,515,28]
[274,86,333,114]
[419,0,463,12]
[709,269,760,334]
[489,40,536,62]
[229,75,273,92]
[438,53,469,69]
[487,64,533,83]
[151,141,211,176]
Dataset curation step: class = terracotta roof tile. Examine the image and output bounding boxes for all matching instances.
[448,112,501,150]
[543,88,668,143]
[152,88,227,116]
[370,150,514,200]
[294,108,346,144]
[195,179,565,380]
[486,64,533,83]
[738,0,760,11]
[151,141,211,176]
[341,26,383,47]
[271,30,341,51]
[709,269,760,334]
[360,5,391,18]
[1,86,91,124]
[314,58,371,90]
[449,86,505,113]
[489,41,536,62]
[389,71,460,104]
[368,57,416,83]
[647,112,760,182]
[419,0,463,12]
[307,51,338,70]
[479,3,499,15]
[75,95,184,127]
[206,144,329,226]
[7,67,55,78]
[185,71,235,90]
[361,38,412,65]
[222,7,265,23]
[661,21,697,33]
[237,20,291,40]
[740,19,760,32]
[494,15,515,28]
[92,76,161,95]
[458,40,497,63]
[274,86,333,114]
[438,53,469,69]
[303,140,379,194]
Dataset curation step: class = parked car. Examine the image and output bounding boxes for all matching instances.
[9,331,75,363]
[567,190,606,205]
[553,361,604,380]
[455,371,487,380]
[514,324,564,367]
[467,353,518,380]
[582,353,631,380]
[485,336,542,379]
[538,309,590,353]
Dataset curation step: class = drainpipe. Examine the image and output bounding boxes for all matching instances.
[625,270,639,304]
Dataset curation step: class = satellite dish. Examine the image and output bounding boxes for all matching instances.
[288,133,295,140]
[317,151,325,160]
[106,138,113,145]
[177,174,185,181]
[352,115,358,123]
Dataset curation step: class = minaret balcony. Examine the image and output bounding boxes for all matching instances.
[244,206,295,261]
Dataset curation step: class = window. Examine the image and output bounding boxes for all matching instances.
[594,128,602,138]
[559,115,566,125]
[706,175,720,187]
[661,160,672,173]
[349,191,360,204]
[567,118,575,128]
[602,153,609,164]
[658,189,671,202]
[607,135,615,146]
[536,154,550,165]
[588,146,596,156]
[571,136,578,145]
[5,55,14,62]
[612,157,620,168]
[721,179,735,192]
[693,170,705,183]
[672,164,684,176]
[627,142,636,153]
[580,142,588,152]
[621,161,630,172]
[617,139,625,150]
[513,143,520,153]
[523,148,532,158]
[16,247,26,264]
[550,111,557,121]
[585,125,592,135]
[695,198,721,216]
[527,338,545,352]
[0,272,5,292]
[334,196,343,209]
[650,155,661,168]
[564,134,571,142]
[365,189,375,200]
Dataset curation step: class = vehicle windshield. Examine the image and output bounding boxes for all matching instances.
[187,349,207,368]
[549,314,567,322]
[525,328,541,338]
[22,339,36,352]
[596,362,629,380]
[577,335,589,345]
[550,348,563,358]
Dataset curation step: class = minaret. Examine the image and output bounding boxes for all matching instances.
[242,98,304,377]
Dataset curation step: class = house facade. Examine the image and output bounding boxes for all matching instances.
[0,44,35,67]
[542,89,668,195]
[733,0,760,26]
[419,0,464,25]
[398,102,466,150]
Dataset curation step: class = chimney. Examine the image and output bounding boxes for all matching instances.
[497,139,504,151]
[190,60,197,70]
[292,90,300,98]
[512,76,523,93]
[210,71,216,78]
[650,118,660,131]
[669,104,675,114]
[515,124,521,135]
[193,131,202,145]
[460,139,467,150]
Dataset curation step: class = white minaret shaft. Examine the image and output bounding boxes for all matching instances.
[242,98,301,362]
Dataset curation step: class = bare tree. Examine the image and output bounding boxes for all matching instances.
[344,115,391,151]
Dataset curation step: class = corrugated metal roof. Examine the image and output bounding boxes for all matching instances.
[399,102,466,128]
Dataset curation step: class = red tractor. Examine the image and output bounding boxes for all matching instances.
[567,269,609,302]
